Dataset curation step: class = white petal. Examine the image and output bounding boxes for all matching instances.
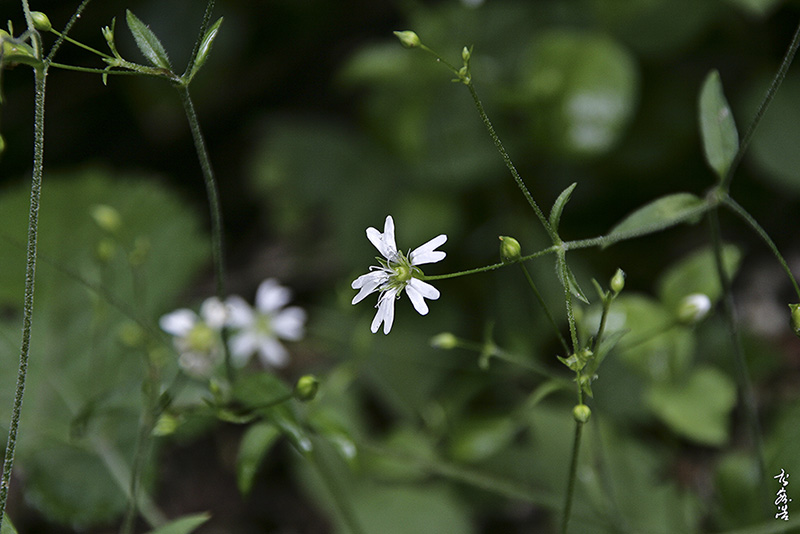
[257,337,290,367]
[225,296,255,328]
[200,297,227,329]
[406,279,440,316]
[228,331,259,367]
[410,234,447,266]
[273,307,307,340]
[351,271,389,304]
[256,278,292,313]
[371,289,397,334]
[366,216,398,259]
[408,278,441,301]
[159,309,198,336]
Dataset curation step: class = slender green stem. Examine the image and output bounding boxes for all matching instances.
[561,420,584,534]
[421,246,558,281]
[48,62,162,77]
[0,64,46,532]
[722,196,800,299]
[49,28,111,59]
[557,253,579,353]
[175,86,232,381]
[708,209,767,491]
[520,263,570,354]
[720,18,800,191]
[466,83,556,241]
[183,0,216,79]
[43,0,93,66]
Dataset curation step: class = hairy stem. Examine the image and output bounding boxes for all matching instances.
[561,420,584,534]
[0,65,46,532]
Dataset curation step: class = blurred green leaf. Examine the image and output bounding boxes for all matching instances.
[0,169,208,526]
[645,366,736,446]
[657,245,742,314]
[231,372,292,410]
[145,513,211,534]
[448,415,519,463]
[699,70,739,180]
[604,193,708,246]
[1,514,18,534]
[724,0,784,16]
[126,10,172,70]
[237,422,281,495]
[520,30,638,157]
[713,452,763,529]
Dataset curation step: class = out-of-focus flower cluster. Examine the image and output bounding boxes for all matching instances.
[159,278,306,378]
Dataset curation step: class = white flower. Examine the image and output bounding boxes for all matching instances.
[351,215,446,334]
[159,297,227,377]
[225,278,307,368]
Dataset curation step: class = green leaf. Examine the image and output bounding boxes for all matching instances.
[549,182,577,232]
[699,70,739,180]
[657,245,742,313]
[231,372,292,409]
[520,30,639,157]
[145,513,211,534]
[237,422,281,495]
[645,366,737,446]
[126,10,172,70]
[1,514,18,534]
[604,193,708,246]
[448,416,519,463]
[556,257,589,304]
[189,17,223,78]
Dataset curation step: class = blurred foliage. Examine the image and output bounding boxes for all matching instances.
[2,0,800,533]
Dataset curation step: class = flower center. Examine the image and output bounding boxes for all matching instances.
[187,323,216,352]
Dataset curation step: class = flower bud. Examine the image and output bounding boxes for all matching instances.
[572,404,591,423]
[789,304,800,338]
[294,374,320,402]
[499,236,521,263]
[430,332,458,349]
[152,413,179,436]
[610,268,625,295]
[393,30,421,49]
[91,204,122,233]
[31,12,52,32]
[677,293,712,324]
[462,46,471,63]
[95,237,117,263]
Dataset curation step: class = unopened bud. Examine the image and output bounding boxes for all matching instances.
[393,30,421,49]
[430,332,458,349]
[677,293,712,324]
[294,374,320,402]
[499,236,522,263]
[31,12,52,32]
[462,46,471,63]
[610,268,625,294]
[573,404,591,423]
[789,304,800,338]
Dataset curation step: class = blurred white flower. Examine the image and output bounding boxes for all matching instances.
[159,297,227,377]
[351,215,446,334]
[226,278,307,368]
[677,293,712,324]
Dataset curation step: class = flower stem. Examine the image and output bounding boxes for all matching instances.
[520,263,570,354]
[722,195,800,299]
[708,209,767,491]
[49,28,111,59]
[465,82,556,242]
[421,246,558,281]
[0,63,46,534]
[561,419,584,534]
[720,18,800,192]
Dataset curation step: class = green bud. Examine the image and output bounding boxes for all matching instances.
[393,30,421,49]
[499,236,522,263]
[430,332,458,349]
[91,204,122,233]
[462,46,471,63]
[789,304,800,338]
[677,293,712,324]
[294,374,320,401]
[31,12,52,32]
[1,30,39,67]
[118,321,144,347]
[0,134,5,156]
[572,404,591,423]
[610,268,625,294]
[557,348,592,372]
[152,413,179,436]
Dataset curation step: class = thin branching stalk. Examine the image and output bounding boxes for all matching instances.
[708,209,767,495]
[561,419,584,534]
[520,263,570,354]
